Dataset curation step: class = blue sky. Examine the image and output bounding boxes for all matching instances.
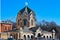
[1,0,60,25]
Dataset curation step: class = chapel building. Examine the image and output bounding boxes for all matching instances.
[16,5,36,30]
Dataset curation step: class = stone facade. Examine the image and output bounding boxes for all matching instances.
[35,27,53,39]
[0,5,56,40]
[16,6,56,40]
[19,27,34,40]
[16,6,36,30]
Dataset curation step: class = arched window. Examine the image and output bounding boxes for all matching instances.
[23,19,27,26]
[31,20,33,25]
[18,20,19,25]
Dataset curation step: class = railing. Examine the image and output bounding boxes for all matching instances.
[0,38,59,40]
[18,38,60,40]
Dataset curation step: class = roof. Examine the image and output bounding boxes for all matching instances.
[0,20,14,24]
[19,6,33,14]
[29,26,55,33]
[29,26,39,32]
[41,30,52,34]
[23,27,33,33]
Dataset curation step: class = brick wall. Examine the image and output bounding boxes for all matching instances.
[0,23,12,32]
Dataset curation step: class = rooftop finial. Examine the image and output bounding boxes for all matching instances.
[25,2,28,6]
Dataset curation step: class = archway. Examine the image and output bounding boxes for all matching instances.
[10,34,13,38]
[27,35,30,38]
[10,33,18,40]
[43,36,45,38]
[31,35,34,40]
[47,36,48,39]
[50,36,51,39]
[27,35,30,40]
[24,35,26,40]
[37,33,41,37]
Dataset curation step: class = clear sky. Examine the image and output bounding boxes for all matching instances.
[1,0,60,25]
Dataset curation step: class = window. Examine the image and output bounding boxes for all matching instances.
[18,20,19,25]
[4,26,7,30]
[8,27,11,31]
[23,19,27,26]
[8,27,10,31]
[31,20,33,25]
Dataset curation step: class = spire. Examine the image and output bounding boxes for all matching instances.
[25,6,27,12]
[25,2,28,12]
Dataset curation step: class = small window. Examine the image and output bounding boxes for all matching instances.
[18,20,19,25]
[31,20,33,25]
[4,26,7,30]
[23,19,27,26]
[8,27,10,30]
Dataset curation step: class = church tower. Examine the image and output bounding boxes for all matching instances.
[16,3,36,30]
